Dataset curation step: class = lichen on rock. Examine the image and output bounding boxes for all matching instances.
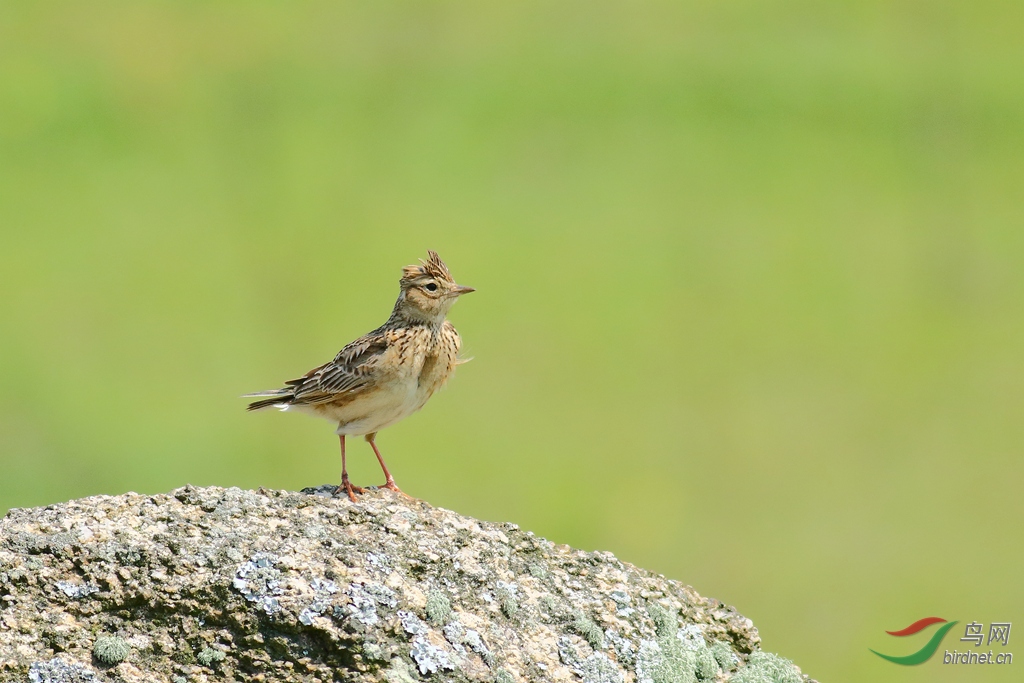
[92,636,130,666]
[0,485,815,682]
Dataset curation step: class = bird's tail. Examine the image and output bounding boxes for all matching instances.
[242,389,294,412]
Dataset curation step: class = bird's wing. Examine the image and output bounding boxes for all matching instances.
[285,329,390,404]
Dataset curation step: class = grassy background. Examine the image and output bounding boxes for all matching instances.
[1,2,1022,681]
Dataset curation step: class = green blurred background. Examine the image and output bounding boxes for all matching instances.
[1,1,1022,680]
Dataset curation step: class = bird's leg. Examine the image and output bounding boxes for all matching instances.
[334,434,365,502]
[365,433,402,493]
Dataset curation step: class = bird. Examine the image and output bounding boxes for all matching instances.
[244,251,474,501]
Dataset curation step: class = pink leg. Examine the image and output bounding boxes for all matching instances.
[333,434,365,502]
[366,433,402,493]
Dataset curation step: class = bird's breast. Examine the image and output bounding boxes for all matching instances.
[405,327,457,397]
[416,350,453,396]
[327,323,460,435]
[379,324,458,400]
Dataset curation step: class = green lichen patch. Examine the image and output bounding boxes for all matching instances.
[496,582,519,620]
[570,613,605,650]
[634,607,726,683]
[647,603,678,639]
[730,652,804,683]
[500,596,518,619]
[92,635,130,665]
[711,641,739,672]
[425,589,452,625]
[636,639,698,683]
[384,657,418,683]
[694,647,719,680]
[197,647,227,667]
[527,563,548,579]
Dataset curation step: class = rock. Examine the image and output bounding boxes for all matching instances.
[0,485,815,682]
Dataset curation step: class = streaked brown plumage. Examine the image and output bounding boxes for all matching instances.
[244,251,474,500]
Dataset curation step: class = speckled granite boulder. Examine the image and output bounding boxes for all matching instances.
[0,486,814,683]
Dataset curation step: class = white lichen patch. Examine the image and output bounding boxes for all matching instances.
[298,577,339,625]
[54,581,99,599]
[231,553,283,615]
[409,636,456,675]
[344,583,390,626]
[28,658,96,682]
[398,610,429,636]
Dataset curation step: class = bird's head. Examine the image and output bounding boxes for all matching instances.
[395,251,474,322]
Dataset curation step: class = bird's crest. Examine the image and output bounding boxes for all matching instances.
[402,250,453,284]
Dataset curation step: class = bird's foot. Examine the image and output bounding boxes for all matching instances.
[335,478,366,502]
[378,480,406,495]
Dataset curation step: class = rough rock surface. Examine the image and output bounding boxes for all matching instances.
[0,486,814,683]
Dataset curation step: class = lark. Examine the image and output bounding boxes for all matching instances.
[244,251,474,501]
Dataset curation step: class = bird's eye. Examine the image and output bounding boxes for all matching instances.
[424,282,438,292]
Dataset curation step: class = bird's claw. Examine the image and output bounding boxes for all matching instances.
[335,479,366,502]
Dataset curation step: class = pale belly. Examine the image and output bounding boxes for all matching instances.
[294,360,451,436]
[287,383,415,436]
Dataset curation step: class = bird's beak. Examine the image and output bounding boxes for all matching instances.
[453,284,476,296]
